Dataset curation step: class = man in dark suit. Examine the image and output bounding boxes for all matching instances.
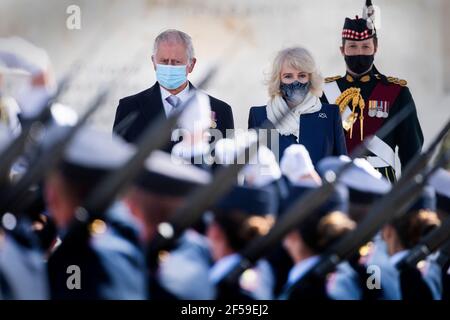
[113,29,234,149]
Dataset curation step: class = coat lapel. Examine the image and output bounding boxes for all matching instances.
[139,82,166,124]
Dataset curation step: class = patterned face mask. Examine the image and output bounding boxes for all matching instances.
[280,81,310,106]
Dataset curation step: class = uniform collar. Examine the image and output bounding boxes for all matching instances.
[390,249,409,266]
[286,255,320,286]
[209,253,241,284]
[345,68,375,83]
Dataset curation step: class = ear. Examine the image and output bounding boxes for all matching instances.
[382,225,393,241]
[151,55,157,71]
[207,222,224,242]
[187,58,197,74]
[340,46,345,57]
[44,174,67,224]
[123,195,144,223]
[284,230,301,248]
[44,177,58,211]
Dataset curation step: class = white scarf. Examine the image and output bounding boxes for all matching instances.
[266,92,322,141]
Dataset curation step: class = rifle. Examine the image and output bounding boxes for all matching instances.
[145,92,342,270]
[221,108,417,288]
[0,87,109,215]
[0,73,73,187]
[52,64,220,253]
[287,119,450,295]
[147,104,410,281]
[436,239,450,270]
[397,149,450,269]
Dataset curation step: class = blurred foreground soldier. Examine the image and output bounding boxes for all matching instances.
[317,156,392,300]
[45,127,147,299]
[240,144,288,211]
[170,91,214,170]
[113,29,234,148]
[438,134,450,170]
[0,36,56,128]
[429,168,450,301]
[381,188,441,300]
[207,185,276,300]
[280,144,322,186]
[429,168,450,220]
[266,144,322,296]
[279,182,358,300]
[317,156,391,223]
[123,151,213,299]
[0,124,49,299]
[213,134,289,202]
[322,0,423,182]
[0,82,20,135]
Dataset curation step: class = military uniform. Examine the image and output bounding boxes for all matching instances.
[48,204,148,300]
[210,185,277,300]
[316,155,391,223]
[322,15,424,182]
[370,188,439,300]
[429,168,450,300]
[0,219,49,300]
[45,127,148,300]
[316,156,394,300]
[126,150,214,300]
[437,134,450,171]
[276,179,362,300]
[0,124,49,299]
[155,230,215,300]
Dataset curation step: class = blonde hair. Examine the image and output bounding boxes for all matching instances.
[267,47,324,99]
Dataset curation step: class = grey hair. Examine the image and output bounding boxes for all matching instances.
[153,29,195,62]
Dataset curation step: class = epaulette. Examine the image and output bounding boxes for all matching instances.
[324,75,342,83]
[386,76,408,87]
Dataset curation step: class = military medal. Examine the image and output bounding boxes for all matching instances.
[382,101,390,118]
[210,111,217,129]
[368,100,377,117]
[376,101,383,118]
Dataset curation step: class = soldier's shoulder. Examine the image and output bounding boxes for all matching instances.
[324,75,343,83]
[376,74,408,87]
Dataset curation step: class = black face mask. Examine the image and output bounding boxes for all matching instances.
[345,55,374,75]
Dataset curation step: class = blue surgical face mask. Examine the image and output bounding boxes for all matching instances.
[156,64,188,90]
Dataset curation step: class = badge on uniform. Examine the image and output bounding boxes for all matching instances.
[210,111,217,129]
[368,100,389,118]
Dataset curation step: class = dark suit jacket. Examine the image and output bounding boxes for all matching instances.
[113,82,234,148]
[248,104,347,165]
